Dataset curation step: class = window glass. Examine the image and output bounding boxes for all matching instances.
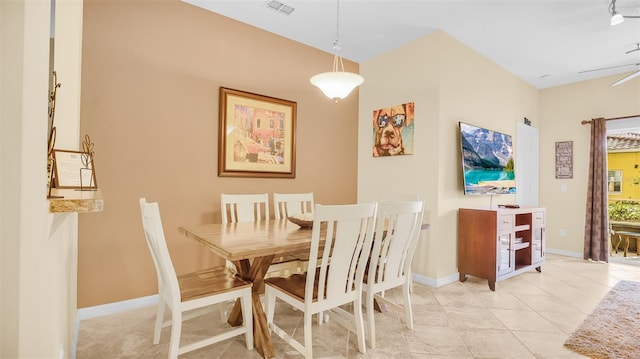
[608,170,622,194]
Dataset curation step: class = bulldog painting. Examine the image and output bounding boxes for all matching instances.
[372,102,414,157]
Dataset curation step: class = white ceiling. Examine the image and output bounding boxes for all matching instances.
[184,0,640,89]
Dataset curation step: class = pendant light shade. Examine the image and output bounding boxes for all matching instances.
[310,0,364,101]
[611,12,624,25]
[310,55,364,101]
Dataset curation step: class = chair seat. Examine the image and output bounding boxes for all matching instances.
[178,266,251,302]
[264,268,323,302]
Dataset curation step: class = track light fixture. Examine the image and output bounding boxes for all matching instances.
[610,0,640,26]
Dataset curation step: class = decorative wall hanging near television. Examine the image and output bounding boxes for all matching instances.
[372,102,414,157]
[218,87,296,178]
[555,141,573,179]
[459,122,516,195]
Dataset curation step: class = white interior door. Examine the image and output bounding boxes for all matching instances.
[516,123,539,207]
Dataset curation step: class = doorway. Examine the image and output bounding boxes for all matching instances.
[606,117,640,266]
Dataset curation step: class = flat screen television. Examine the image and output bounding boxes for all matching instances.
[459,122,516,195]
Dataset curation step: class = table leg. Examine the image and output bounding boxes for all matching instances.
[228,256,276,359]
[374,297,387,313]
[624,235,630,257]
[612,235,621,254]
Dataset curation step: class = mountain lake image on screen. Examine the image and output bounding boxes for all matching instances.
[459,122,516,195]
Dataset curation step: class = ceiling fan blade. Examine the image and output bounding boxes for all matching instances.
[626,43,640,55]
[611,70,640,86]
[579,63,639,74]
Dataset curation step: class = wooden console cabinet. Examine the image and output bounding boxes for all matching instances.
[458,207,545,291]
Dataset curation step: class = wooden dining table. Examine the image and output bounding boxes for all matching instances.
[178,219,319,359]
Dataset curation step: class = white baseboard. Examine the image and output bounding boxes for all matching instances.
[77,294,158,321]
[545,247,582,258]
[412,272,459,288]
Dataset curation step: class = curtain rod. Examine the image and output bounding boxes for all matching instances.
[581,114,640,125]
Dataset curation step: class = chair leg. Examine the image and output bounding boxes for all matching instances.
[168,311,182,359]
[240,289,254,350]
[219,302,228,324]
[402,282,414,330]
[265,287,276,330]
[354,297,367,354]
[366,291,376,349]
[409,272,414,293]
[303,312,313,359]
[153,300,166,345]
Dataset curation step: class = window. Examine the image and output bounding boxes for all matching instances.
[608,170,622,194]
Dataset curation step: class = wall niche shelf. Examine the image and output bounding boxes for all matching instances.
[48,188,103,213]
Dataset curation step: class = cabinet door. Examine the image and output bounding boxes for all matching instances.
[532,211,545,263]
[497,230,514,276]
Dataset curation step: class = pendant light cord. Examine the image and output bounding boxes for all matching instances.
[335,0,340,48]
[332,0,345,72]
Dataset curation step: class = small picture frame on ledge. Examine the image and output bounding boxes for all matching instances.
[53,149,98,189]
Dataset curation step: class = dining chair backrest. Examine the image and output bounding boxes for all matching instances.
[273,192,314,219]
[221,193,269,223]
[140,198,181,307]
[307,202,377,308]
[369,200,424,288]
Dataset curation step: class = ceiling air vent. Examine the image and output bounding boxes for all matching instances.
[264,0,295,15]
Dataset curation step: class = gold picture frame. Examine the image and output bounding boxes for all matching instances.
[52,149,98,189]
[218,87,296,178]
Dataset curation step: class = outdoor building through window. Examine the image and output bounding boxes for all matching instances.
[608,170,622,194]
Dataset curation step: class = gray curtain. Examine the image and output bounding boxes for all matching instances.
[584,117,609,262]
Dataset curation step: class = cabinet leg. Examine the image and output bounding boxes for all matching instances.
[488,281,495,291]
[459,273,468,282]
[535,266,541,272]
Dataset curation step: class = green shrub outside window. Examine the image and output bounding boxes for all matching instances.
[609,201,640,221]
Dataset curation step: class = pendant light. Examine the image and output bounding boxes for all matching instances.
[310,0,364,102]
[610,0,640,26]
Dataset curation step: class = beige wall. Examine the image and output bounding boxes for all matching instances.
[78,0,360,307]
[358,31,539,283]
[539,75,640,255]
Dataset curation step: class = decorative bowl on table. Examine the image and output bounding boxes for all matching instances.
[287,213,314,228]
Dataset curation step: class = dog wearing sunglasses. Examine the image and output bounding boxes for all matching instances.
[372,103,414,157]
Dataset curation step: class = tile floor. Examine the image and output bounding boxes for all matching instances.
[76,254,640,358]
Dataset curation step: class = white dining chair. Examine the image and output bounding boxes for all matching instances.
[363,200,424,349]
[273,192,315,275]
[273,192,314,219]
[139,198,253,359]
[264,202,377,358]
[220,193,269,223]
